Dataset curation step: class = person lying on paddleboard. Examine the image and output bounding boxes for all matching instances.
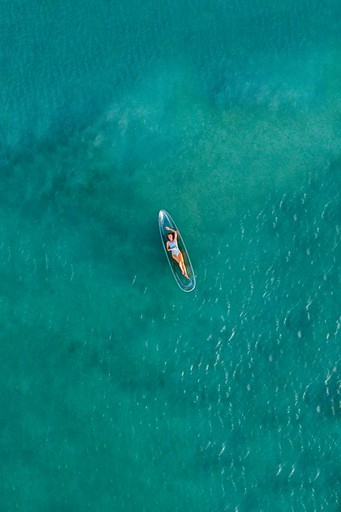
[165,226,190,279]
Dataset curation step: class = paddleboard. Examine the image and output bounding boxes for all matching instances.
[158,210,196,293]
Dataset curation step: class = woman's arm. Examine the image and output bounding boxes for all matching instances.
[165,226,178,240]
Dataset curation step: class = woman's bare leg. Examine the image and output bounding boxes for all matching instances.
[180,258,189,278]
[172,253,189,279]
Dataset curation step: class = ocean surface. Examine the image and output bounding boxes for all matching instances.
[1,1,340,510]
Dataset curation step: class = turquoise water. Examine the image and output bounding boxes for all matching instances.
[1,1,340,510]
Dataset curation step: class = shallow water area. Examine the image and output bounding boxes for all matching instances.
[1,0,340,511]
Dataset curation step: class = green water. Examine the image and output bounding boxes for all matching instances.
[1,0,340,510]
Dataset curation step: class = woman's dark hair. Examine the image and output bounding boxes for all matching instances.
[168,232,174,240]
